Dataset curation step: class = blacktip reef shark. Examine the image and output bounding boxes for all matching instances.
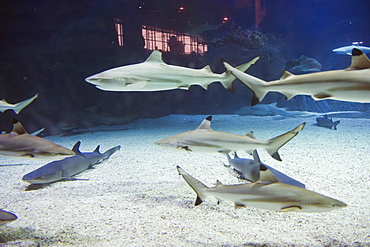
[85,50,259,92]
[177,166,347,212]
[225,150,305,188]
[0,209,17,226]
[333,43,370,55]
[0,120,75,159]
[22,141,121,184]
[0,94,38,114]
[223,48,370,105]
[155,116,305,161]
[315,115,340,130]
[235,103,316,117]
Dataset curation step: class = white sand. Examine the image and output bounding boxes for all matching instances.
[0,114,369,246]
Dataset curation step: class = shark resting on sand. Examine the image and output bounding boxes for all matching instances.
[85,50,259,92]
[177,166,347,212]
[0,120,75,159]
[223,48,370,105]
[155,116,305,161]
[22,141,121,184]
[0,94,38,114]
[225,150,305,188]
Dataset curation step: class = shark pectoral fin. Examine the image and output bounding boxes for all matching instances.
[126,80,150,89]
[234,203,246,208]
[281,206,302,212]
[313,93,332,99]
[179,146,192,152]
[62,176,89,181]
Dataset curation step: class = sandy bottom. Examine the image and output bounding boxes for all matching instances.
[0,114,369,246]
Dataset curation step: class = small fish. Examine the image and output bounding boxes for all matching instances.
[0,209,17,226]
[85,50,258,92]
[155,116,305,161]
[0,94,38,114]
[316,115,340,130]
[225,150,305,188]
[177,166,347,212]
[222,48,370,105]
[0,120,75,159]
[22,141,121,184]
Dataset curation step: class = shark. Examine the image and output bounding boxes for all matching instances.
[333,44,370,55]
[22,141,121,184]
[0,209,18,226]
[225,150,305,188]
[315,115,340,130]
[177,166,347,212]
[0,120,75,159]
[235,103,315,117]
[155,116,305,161]
[222,48,370,105]
[85,50,259,92]
[0,94,38,114]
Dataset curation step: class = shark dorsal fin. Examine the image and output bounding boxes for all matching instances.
[252,150,261,163]
[233,152,239,158]
[246,131,255,138]
[195,116,212,131]
[201,65,212,73]
[347,48,370,70]
[93,145,101,154]
[280,70,294,80]
[145,50,165,64]
[215,180,223,187]
[11,120,28,135]
[72,141,82,154]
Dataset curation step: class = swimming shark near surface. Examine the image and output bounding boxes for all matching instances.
[315,115,340,130]
[85,50,259,92]
[0,120,75,159]
[0,94,38,114]
[333,44,370,55]
[22,141,121,184]
[222,48,370,105]
[225,150,305,188]
[177,166,347,212]
[155,116,305,161]
[0,209,17,226]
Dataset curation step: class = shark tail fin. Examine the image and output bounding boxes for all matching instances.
[177,166,208,206]
[265,123,306,161]
[333,120,340,130]
[101,145,121,160]
[221,59,267,106]
[219,57,260,93]
[12,94,38,114]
